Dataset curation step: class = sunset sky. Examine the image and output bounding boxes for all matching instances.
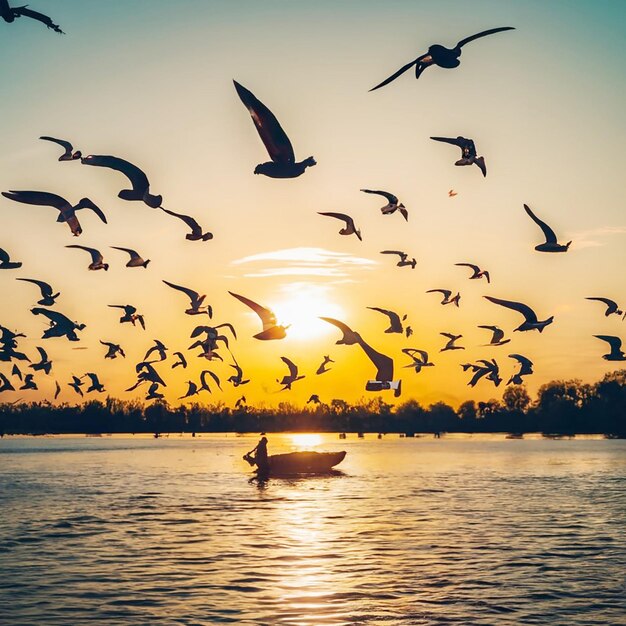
[0,0,625,408]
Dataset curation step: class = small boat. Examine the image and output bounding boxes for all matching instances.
[505,433,524,439]
[245,450,347,476]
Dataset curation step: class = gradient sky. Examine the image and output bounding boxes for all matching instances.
[0,0,625,409]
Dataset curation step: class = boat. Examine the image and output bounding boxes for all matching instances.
[244,450,347,476]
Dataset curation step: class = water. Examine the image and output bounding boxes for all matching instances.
[0,434,624,625]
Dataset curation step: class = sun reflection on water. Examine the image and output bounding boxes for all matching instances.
[290,433,323,448]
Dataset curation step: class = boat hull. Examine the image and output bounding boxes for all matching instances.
[257,451,346,476]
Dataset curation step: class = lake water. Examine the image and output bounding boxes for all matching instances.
[0,434,624,625]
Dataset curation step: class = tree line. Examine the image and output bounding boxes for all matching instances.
[0,370,624,437]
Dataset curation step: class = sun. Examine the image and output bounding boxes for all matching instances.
[273,283,345,341]
[290,433,323,448]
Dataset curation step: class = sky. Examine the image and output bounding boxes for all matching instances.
[0,0,625,409]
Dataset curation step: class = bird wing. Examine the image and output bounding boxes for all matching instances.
[367,306,401,327]
[163,280,200,304]
[66,245,103,264]
[17,278,53,297]
[508,353,533,369]
[484,296,538,323]
[594,335,622,352]
[361,189,397,203]
[455,262,480,273]
[81,155,149,191]
[319,317,360,345]
[280,356,298,378]
[2,190,68,210]
[358,339,394,382]
[456,26,515,48]
[75,198,107,224]
[0,248,10,263]
[36,346,49,361]
[318,212,353,227]
[369,56,426,92]
[440,332,460,340]
[111,246,140,261]
[586,297,617,313]
[39,136,73,156]
[233,81,295,164]
[229,291,277,330]
[427,289,451,298]
[159,207,200,232]
[200,369,222,390]
[31,307,71,325]
[13,6,64,33]
[380,250,406,259]
[430,136,467,150]
[523,205,557,244]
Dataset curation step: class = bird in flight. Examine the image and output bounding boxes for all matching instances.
[478,325,511,346]
[16,278,60,306]
[163,280,212,316]
[108,305,145,329]
[30,347,52,375]
[100,341,125,360]
[2,191,106,237]
[431,136,486,177]
[369,26,514,91]
[39,136,81,161]
[0,1,64,34]
[65,245,109,271]
[144,340,168,362]
[484,296,554,332]
[427,289,461,307]
[0,247,22,270]
[507,354,534,385]
[594,335,626,361]
[402,348,434,374]
[440,332,464,352]
[31,308,85,341]
[448,189,458,197]
[172,352,188,369]
[277,356,305,391]
[81,154,163,208]
[307,394,321,405]
[110,247,150,268]
[586,297,625,319]
[361,189,408,220]
[380,250,416,269]
[523,204,571,252]
[367,306,407,334]
[455,263,490,283]
[83,373,105,393]
[234,80,316,178]
[318,212,362,240]
[316,355,334,375]
[229,291,287,340]
[159,207,213,241]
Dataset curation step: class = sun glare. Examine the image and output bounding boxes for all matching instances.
[291,433,323,448]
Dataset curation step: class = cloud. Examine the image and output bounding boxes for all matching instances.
[232,247,377,278]
[567,226,626,250]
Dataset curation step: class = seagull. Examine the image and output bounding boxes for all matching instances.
[507,354,534,385]
[159,207,213,241]
[128,362,166,389]
[39,136,81,161]
[145,383,164,401]
[448,189,458,197]
[68,375,84,397]
[0,1,64,33]
[380,250,416,269]
[431,136,486,177]
[465,359,501,387]
[199,370,222,393]
[233,80,316,178]
[594,335,626,361]
[402,348,434,373]
[31,308,85,341]
[100,341,125,359]
[484,296,554,332]
[163,280,211,316]
[108,305,145,329]
[179,381,200,400]
[80,155,163,208]
[405,326,413,338]
[54,380,61,400]
[171,352,187,369]
[317,212,362,240]
[227,360,249,386]
[229,291,287,340]
[189,324,235,360]
[478,325,511,346]
[30,347,52,375]
[0,247,22,270]
[455,263,490,283]
[361,189,408,220]
[2,191,106,236]
[66,245,109,271]
[307,394,321,405]
[316,355,334,375]
[83,373,105,393]
[11,364,22,380]
[277,356,305,391]
[110,246,150,268]
[369,27,515,91]
[427,289,461,307]
[235,395,247,409]
[367,306,406,334]
[0,373,15,392]
[144,340,168,362]
[523,204,571,252]
[16,278,60,306]
[440,332,464,352]
[586,297,625,319]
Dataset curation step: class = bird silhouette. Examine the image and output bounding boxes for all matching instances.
[0,247,22,270]
[478,325,511,346]
[39,136,81,161]
[586,297,625,319]
[431,136,486,177]
[171,352,188,369]
[440,332,464,352]
[427,289,461,307]
[110,246,150,268]
[370,26,514,90]
[30,347,52,375]
[159,207,213,241]
[484,296,554,332]
[307,394,321,405]
[361,189,408,220]
[66,245,109,271]
[380,250,416,268]
[507,354,534,385]
[144,340,168,362]
[31,308,85,341]
[455,263,490,283]
[594,335,626,361]
[0,373,16,392]
[108,305,145,329]
[100,341,125,359]
[229,291,287,340]
[0,0,64,33]
[318,212,362,240]
[16,278,60,306]
[316,355,334,375]
[234,80,316,178]
[68,375,84,396]
[163,280,212,316]
[367,306,406,334]
[277,356,305,390]
[402,348,434,373]
[83,373,105,393]
[523,204,571,252]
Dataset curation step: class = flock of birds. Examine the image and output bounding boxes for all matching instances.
[0,5,624,408]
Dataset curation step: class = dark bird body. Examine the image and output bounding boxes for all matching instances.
[484,296,553,332]
[440,332,464,352]
[0,0,64,33]
[318,212,362,240]
[316,355,334,375]
[111,247,150,268]
[586,297,624,319]
[229,291,286,340]
[16,278,60,306]
[361,189,407,220]
[524,204,571,252]
[163,280,211,316]
[431,136,486,177]
[66,245,108,271]
[100,341,125,359]
[508,354,534,385]
[455,263,489,283]
[367,306,406,334]
[30,347,52,375]
[0,247,22,270]
[594,335,626,361]
[159,207,213,241]
[31,308,85,341]
[40,136,80,161]
[108,305,145,329]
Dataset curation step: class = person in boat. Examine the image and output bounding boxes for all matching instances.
[245,436,269,473]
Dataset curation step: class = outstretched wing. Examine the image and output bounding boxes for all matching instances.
[484,296,538,323]
[2,190,68,210]
[66,245,102,264]
[81,155,149,192]
[594,335,622,352]
[280,356,299,378]
[229,291,276,330]
[456,26,515,48]
[163,280,199,303]
[233,81,295,164]
[16,278,52,297]
[369,56,426,92]
[39,136,73,156]
[318,212,352,226]
[31,307,71,325]
[361,189,397,203]
[319,317,360,345]
[455,262,480,273]
[159,207,200,231]
[523,204,557,244]
[13,6,64,33]
[430,136,466,149]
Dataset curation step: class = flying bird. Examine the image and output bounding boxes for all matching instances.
[108,305,145,329]
[0,247,22,270]
[585,297,625,319]
[431,136,486,177]
[440,332,464,352]
[2,191,105,236]
[402,348,434,373]
[367,306,406,334]
[448,189,458,197]
[199,370,222,393]
[172,352,187,369]
[233,80,316,178]
[594,335,626,361]
[11,364,22,380]
[229,291,286,340]
[0,0,64,33]
[523,204,571,252]
[316,355,334,375]
[361,189,408,220]
[39,136,81,161]
[427,289,461,307]
[16,278,60,306]
[159,207,213,241]
[100,341,125,359]
[83,373,105,393]
[307,394,321,405]
[144,340,168,362]
[380,250,416,269]
[30,347,52,375]
[320,317,361,345]
[277,356,305,391]
[179,381,200,400]
[508,354,534,385]
[81,155,162,208]
[317,212,362,240]
[68,375,84,397]
[110,246,150,268]
[31,308,85,341]
[54,380,61,400]
[464,359,502,387]
[0,373,15,393]
[65,245,109,271]
[478,325,511,346]
[455,263,490,283]
[20,374,37,390]
[369,26,515,91]
[145,383,164,401]
[484,296,554,332]
[228,361,249,387]
[163,280,212,316]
